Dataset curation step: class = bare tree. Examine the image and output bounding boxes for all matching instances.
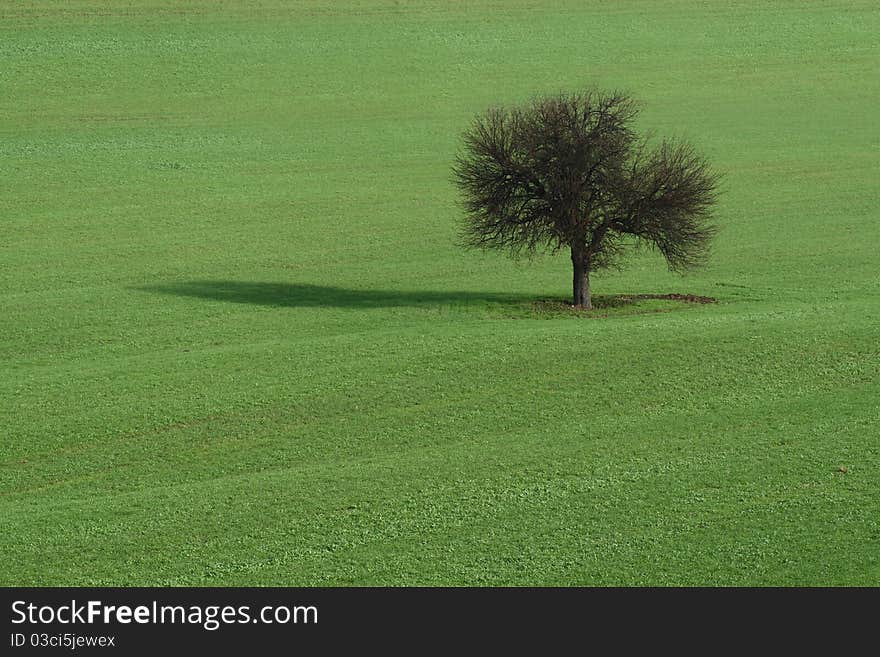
[453,90,720,308]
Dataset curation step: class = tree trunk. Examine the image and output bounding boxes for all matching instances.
[571,244,592,309]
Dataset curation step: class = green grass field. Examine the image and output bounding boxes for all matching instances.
[2,0,878,585]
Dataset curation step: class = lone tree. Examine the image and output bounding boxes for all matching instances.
[453,90,719,309]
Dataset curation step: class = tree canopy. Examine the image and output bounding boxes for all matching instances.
[453,90,720,308]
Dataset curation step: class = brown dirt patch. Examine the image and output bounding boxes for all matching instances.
[618,293,717,304]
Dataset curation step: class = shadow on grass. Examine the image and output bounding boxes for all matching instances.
[137,280,521,309]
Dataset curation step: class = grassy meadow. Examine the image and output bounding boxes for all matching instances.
[1,0,878,585]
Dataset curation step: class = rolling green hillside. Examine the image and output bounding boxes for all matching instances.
[2,0,878,585]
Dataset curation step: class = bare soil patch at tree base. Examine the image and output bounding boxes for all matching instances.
[615,293,717,305]
[525,293,717,319]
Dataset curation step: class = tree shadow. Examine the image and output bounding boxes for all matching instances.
[137,280,521,309]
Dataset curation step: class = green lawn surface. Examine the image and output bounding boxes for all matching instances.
[2,0,878,585]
